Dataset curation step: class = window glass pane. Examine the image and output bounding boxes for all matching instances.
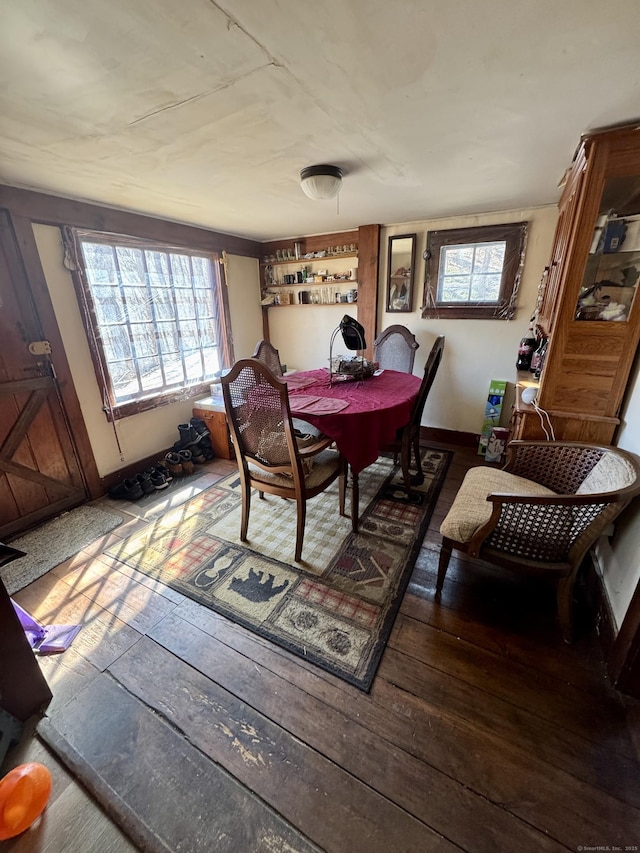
[116,247,145,285]
[111,360,139,398]
[82,243,117,283]
[78,234,223,407]
[442,245,473,276]
[474,242,506,273]
[438,241,507,304]
[470,273,502,301]
[145,251,170,286]
[170,254,191,288]
[92,285,126,325]
[126,287,153,323]
[192,255,212,287]
[102,325,132,361]
[176,290,196,320]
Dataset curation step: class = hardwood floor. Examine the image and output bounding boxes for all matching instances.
[3,445,640,852]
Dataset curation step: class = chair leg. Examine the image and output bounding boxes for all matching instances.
[240,480,251,542]
[339,461,347,517]
[436,538,453,593]
[410,432,424,486]
[294,494,307,562]
[351,467,359,533]
[557,577,575,644]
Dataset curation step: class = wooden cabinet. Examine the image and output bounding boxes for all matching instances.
[192,399,234,460]
[515,123,640,444]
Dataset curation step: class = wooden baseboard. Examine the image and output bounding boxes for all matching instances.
[100,448,175,493]
[420,427,479,448]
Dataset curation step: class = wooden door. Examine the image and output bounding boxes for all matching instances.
[0,211,87,538]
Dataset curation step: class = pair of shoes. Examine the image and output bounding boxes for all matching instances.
[164,450,194,476]
[138,466,171,492]
[108,478,144,501]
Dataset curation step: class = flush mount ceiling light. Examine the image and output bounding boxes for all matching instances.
[300,164,343,200]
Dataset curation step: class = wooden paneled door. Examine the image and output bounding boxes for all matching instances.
[0,211,88,538]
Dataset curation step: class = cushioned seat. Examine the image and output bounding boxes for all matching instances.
[436,441,640,641]
[440,468,557,543]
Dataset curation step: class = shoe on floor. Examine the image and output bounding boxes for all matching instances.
[108,478,144,501]
[135,472,156,496]
[155,463,173,484]
[164,451,183,477]
[178,448,195,475]
[145,467,169,490]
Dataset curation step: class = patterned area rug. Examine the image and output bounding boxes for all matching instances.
[106,447,450,691]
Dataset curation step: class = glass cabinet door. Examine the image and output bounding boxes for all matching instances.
[575,174,640,322]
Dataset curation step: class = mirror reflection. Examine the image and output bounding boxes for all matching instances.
[387,234,416,312]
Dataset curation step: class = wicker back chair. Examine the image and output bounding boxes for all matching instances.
[373,325,419,374]
[221,359,353,562]
[381,335,444,492]
[437,441,640,641]
[252,340,283,377]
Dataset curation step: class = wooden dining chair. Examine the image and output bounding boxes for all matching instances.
[381,335,445,492]
[252,340,284,377]
[373,325,419,374]
[221,358,356,562]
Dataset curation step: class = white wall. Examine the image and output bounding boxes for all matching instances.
[33,224,262,477]
[595,352,640,630]
[225,254,263,359]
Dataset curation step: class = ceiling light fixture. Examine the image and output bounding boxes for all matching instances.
[300,164,343,200]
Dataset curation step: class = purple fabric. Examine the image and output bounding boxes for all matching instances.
[289,395,350,415]
[285,374,318,391]
[289,369,421,474]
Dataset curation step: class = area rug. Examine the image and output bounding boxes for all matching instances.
[2,505,124,595]
[105,447,450,691]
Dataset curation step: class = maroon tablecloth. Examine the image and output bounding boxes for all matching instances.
[288,369,421,474]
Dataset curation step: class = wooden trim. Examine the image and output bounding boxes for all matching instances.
[356,224,381,361]
[7,213,103,497]
[608,563,640,698]
[0,184,261,258]
[419,426,479,448]
[422,221,528,320]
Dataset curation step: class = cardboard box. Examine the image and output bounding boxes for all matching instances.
[478,379,508,456]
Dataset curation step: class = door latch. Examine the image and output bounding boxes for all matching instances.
[28,340,52,356]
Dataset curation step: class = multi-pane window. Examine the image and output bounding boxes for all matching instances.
[72,230,229,418]
[422,222,528,319]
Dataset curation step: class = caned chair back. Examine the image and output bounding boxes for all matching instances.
[373,325,419,374]
[252,340,284,378]
[222,359,293,471]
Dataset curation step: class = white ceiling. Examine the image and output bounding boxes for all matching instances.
[2,0,640,243]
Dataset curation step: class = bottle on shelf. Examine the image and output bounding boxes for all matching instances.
[533,338,548,380]
[516,322,537,371]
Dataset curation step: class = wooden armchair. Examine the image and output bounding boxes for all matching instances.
[221,358,354,562]
[436,441,640,641]
[373,325,419,374]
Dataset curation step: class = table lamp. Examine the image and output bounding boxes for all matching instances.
[329,315,368,384]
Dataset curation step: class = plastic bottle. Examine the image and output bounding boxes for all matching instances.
[534,338,549,380]
[0,762,52,840]
[530,336,547,375]
[516,326,537,371]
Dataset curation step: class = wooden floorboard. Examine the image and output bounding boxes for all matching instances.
[4,448,640,852]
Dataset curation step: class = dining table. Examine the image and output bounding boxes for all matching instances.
[286,368,421,475]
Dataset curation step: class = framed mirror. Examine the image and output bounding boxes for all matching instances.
[386,233,416,312]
